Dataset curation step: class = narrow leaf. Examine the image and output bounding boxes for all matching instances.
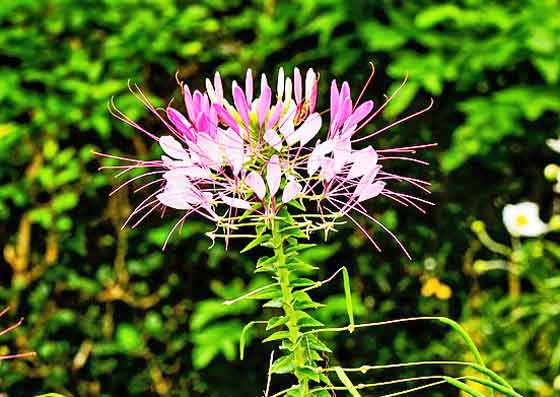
[263,330,290,343]
[334,367,361,397]
[342,267,355,331]
[241,235,270,253]
[266,316,288,331]
[239,321,258,360]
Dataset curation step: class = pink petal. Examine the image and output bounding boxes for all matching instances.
[213,103,240,135]
[350,100,374,126]
[340,81,351,105]
[294,112,322,146]
[267,101,283,129]
[192,90,203,116]
[208,105,218,138]
[282,180,302,203]
[258,81,272,127]
[294,67,302,104]
[357,181,385,202]
[264,129,282,151]
[183,84,195,121]
[219,193,253,210]
[195,113,210,133]
[309,77,318,113]
[330,80,339,121]
[267,155,282,196]
[233,82,250,129]
[159,136,189,160]
[305,69,316,103]
[245,171,266,200]
[339,97,353,126]
[167,107,195,141]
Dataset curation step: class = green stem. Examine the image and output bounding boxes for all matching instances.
[271,219,310,396]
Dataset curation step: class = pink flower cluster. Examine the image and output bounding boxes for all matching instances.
[102,66,434,254]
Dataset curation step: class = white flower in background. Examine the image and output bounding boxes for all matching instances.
[502,202,548,237]
[547,138,560,154]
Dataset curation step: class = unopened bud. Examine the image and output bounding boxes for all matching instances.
[544,164,559,181]
[471,220,485,233]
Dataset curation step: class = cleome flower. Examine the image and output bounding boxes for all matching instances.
[98,65,434,256]
[0,307,35,361]
[502,201,548,238]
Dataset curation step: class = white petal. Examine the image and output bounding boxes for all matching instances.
[277,67,285,99]
[267,155,282,196]
[502,202,548,237]
[333,138,352,173]
[159,135,189,160]
[194,134,221,169]
[307,140,335,176]
[219,193,253,210]
[245,171,266,200]
[294,112,322,146]
[547,138,560,153]
[357,181,385,202]
[279,101,297,145]
[157,191,192,210]
[284,77,293,103]
[205,78,217,103]
[347,146,378,179]
[355,166,381,196]
[282,180,302,203]
[264,129,282,151]
[220,128,245,175]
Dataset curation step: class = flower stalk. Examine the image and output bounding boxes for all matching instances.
[271,219,309,395]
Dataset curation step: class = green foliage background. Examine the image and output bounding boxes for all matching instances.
[0,0,559,396]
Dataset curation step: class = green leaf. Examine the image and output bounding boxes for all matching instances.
[262,330,290,343]
[295,311,324,328]
[241,235,270,253]
[305,335,332,353]
[295,367,320,382]
[334,367,361,397]
[271,354,295,374]
[266,316,288,331]
[239,321,259,360]
[342,267,355,330]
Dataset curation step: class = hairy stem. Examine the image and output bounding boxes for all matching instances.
[271,219,310,396]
